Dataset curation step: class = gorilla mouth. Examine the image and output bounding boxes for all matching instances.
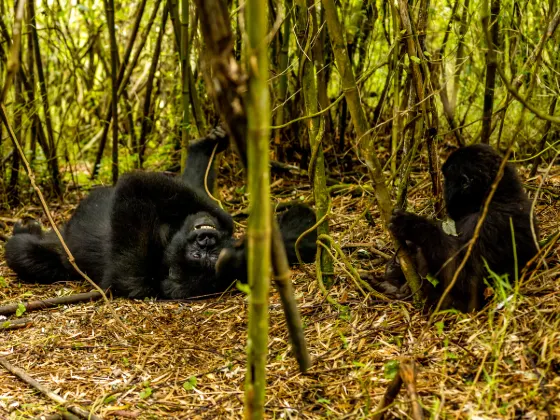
[195,224,216,230]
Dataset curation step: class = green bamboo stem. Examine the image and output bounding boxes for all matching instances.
[180,0,191,172]
[295,0,333,287]
[244,0,271,418]
[193,0,310,376]
[321,0,423,303]
[104,0,119,183]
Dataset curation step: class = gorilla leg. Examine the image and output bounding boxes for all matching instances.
[181,127,229,194]
[278,204,317,264]
[215,204,318,284]
[5,229,72,284]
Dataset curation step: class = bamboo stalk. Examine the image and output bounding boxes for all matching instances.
[0,0,24,104]
[138,4,169,166]
[91,0,162,177]
[180,0,192,171]
[272,0,292,161]
[243,0,272,417]
[104,0,120,183]
[321,0,423,303]
[194,0,310,377]
[28,0,61,196]
[296,0,333,287]
[480,0,500,144]
[168,0,206,136]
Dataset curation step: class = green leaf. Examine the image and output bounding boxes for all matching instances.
[423,51,432,57]
[442,218,457,236]
[426,274,439,287]
[235,281,250,294]
[384,360,400,380]
[15,303,26,317]
[139,387,152,399]
[122,357,130,367]
[400,29,407,35]
[317,398,331,404]
[104,395,117,404]
[183,376,197,391]
[339,332,348,349]
[0,277,7,287]
[435,321,445,335]
[338,306,351,321]
[410,55,421,64]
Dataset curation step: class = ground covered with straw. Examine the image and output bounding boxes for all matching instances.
[0,164,558,419]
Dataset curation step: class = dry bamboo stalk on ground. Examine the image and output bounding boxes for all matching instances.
[372,371,403,420]
[0,291,102,316]
[0,317,33,330]
[0,357,101,420]
[400,359,424,420]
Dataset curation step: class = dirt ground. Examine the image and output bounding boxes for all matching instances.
[0,166,558,419]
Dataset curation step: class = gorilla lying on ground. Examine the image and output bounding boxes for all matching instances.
[385,144,539,312]
[5,129,317,299]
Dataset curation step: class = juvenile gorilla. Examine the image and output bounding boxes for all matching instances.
[5,129,317,298]
[387,144,539,312]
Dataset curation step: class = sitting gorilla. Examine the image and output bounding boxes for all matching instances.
[387,144,539,312]
[5,128,317,299]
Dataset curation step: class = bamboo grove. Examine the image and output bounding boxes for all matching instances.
[0,0,559,418]
[0,0,557,204]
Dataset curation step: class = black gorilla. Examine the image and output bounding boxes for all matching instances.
[387,144,539,312]
[5,129,317,299]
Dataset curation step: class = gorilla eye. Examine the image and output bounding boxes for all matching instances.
[192,252,201,259]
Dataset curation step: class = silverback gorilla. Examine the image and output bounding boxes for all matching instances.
[5,129,317,298]
[387,144,539,312]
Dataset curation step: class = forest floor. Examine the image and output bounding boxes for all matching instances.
[0,162,558,419]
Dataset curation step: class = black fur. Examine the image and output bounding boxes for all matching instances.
[215,203,317,282]
[5,128,317,298]
[387,144,539,311]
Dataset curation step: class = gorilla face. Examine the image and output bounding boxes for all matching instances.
[161,212,234,298]
[442,144,501,220]
[175,212,229,270]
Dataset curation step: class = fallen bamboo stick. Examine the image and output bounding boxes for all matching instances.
[372,369,403,420]
[0,317,33,330]
[0,356,101,420]
[400,359,424,420]
[0,291,102,316]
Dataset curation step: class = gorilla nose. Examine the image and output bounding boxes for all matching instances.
[196,232,217,248]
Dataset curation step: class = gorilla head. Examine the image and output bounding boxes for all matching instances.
[442,144,523,220]
[181,212,227,269]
